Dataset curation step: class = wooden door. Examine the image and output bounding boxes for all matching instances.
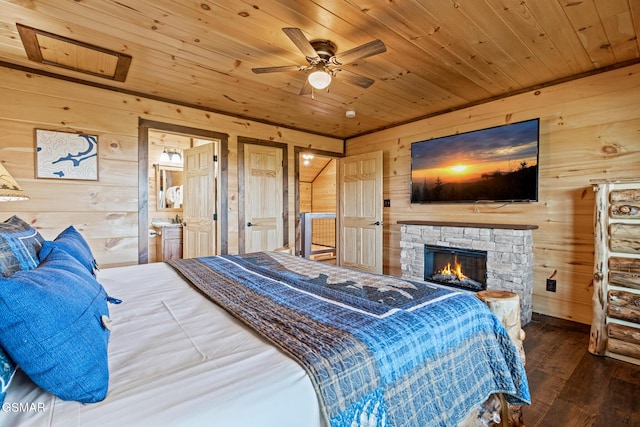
[182,143,216,258]
[244,144,283,253]
[338,151,383,273]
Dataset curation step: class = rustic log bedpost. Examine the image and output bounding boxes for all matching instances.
[589,179,640,366]
[589,183,608,355]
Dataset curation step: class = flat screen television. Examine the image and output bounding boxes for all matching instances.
[410,118,539,204]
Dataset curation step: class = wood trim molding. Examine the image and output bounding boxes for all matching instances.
[397,220,539,230]
[16,24,131,82]
[293,146,344,256]
[2,54,639,140]
[138,118,229,263]
[0,60,339,139]
[138,123,149,263]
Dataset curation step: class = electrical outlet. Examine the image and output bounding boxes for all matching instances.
[546,278,557,292]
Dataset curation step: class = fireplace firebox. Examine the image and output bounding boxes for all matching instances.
[424,245,487,291]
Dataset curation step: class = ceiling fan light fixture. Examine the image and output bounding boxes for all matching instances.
[308,70,331,89]
[252,29,385,96]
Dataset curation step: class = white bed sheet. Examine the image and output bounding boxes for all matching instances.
[2,262,324,427]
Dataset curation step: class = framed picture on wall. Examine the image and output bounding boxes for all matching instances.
[35,129,98,180]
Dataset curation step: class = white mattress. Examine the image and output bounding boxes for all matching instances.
[2,262,324,427]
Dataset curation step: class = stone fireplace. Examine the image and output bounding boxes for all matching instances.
[399,221,537,325]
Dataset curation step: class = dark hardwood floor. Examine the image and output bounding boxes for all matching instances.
[522,313,640,427]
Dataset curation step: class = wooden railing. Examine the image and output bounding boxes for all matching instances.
[300,212,336,260]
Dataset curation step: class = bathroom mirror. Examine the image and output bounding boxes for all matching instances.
[155,164,183,211]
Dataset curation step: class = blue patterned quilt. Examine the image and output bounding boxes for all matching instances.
[168,252,530,427]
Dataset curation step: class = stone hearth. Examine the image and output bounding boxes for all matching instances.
[399,221,537,325]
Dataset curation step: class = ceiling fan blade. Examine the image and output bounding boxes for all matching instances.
[282,27,320,61]
[331,39,386,66]
[252,64,306,74]
[299,79,312,96]
[336,70,375,89]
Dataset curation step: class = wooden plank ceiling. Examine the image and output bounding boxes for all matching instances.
[0,0,638,139]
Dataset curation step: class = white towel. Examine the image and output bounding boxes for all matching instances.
[165,186,177,207]
[176,185,183,208]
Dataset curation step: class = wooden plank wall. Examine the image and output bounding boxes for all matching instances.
[2,62,639,324]
[311,159,336,248]
[300,158,336,214]
[299,182,312,213]
[346,63,640,325]
[0,66,343,267]
[311,159,336,213]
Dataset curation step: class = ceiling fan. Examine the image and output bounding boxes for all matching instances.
[251,28,386,95]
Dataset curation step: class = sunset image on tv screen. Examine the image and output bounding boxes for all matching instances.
[411,119,539,203]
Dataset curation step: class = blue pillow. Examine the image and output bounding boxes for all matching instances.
[0,215,44,277]
[0,248,111,403]
[0,346,17,406]
[39,225,98,276]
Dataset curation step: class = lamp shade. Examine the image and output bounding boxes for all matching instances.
[308,70,332,90]
[160,148,171,163]
[0,163,29,202]
[170,149,183,165]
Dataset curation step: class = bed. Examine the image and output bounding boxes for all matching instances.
[0,217,530,427]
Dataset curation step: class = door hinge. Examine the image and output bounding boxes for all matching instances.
[214,155,218,162]
[213,213,217,221]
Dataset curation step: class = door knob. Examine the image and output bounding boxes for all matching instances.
[247,222,253,227]
[373,221,382,226]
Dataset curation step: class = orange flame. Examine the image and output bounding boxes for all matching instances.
[438,256,468,280]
